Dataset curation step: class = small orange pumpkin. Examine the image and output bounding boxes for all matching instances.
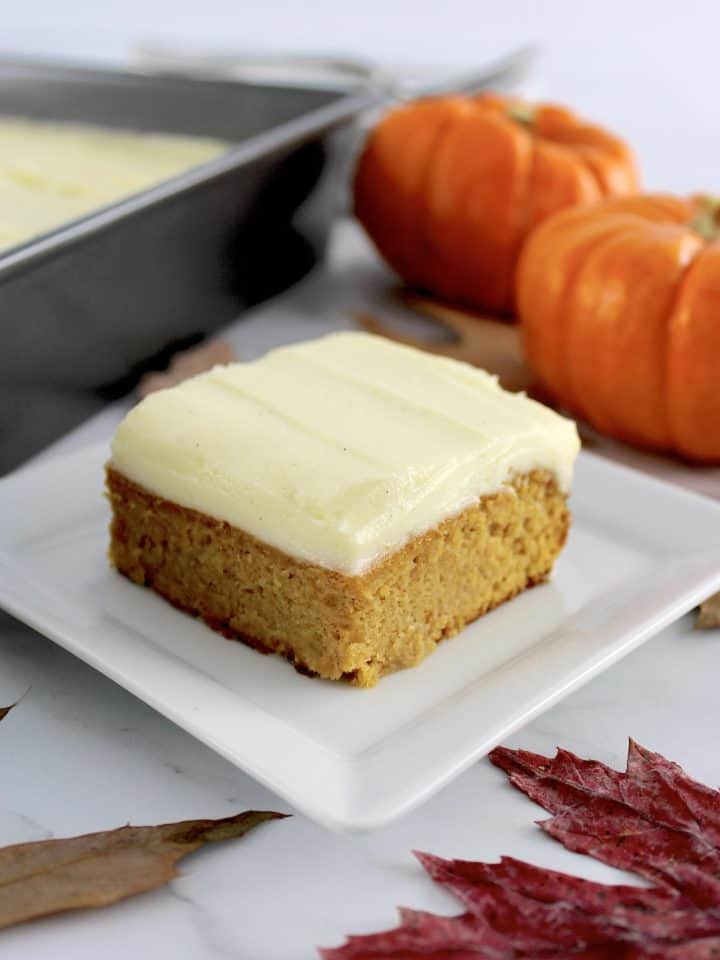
[354,93,638,314]
[516,194,720,462]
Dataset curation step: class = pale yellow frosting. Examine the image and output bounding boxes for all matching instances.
[0,116,227,250]
[110,332,580,574]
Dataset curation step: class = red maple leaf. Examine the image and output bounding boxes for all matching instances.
[491,741,720,907]
[321,742,720,958]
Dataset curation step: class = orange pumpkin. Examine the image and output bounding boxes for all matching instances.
[516,194,720,463]
[354,93,638,314]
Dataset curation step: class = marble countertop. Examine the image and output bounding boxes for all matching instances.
[2,220,720,959]
[1,612,718,960]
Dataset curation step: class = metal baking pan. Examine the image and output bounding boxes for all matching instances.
[0,58,375,473]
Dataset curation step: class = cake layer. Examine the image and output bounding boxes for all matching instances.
[110,332,579,574]
[107,467,569,686]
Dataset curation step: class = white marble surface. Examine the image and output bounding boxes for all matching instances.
[3,219,720,959]
[2,5,720,955]
[1,607,718,960]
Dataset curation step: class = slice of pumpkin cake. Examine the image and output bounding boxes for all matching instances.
[106,332,579,686]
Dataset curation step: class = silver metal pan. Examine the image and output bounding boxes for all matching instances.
[0,58,374,471]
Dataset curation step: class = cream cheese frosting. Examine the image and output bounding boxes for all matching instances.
[0,116,227,251]
[110,332,580,574]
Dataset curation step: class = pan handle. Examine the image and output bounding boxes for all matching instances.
[133,44,537,100]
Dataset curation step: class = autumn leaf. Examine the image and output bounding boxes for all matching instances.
[355,287,533,394]
[491,740,720,906]
[0,810,285,930]
[137,337,236,398]
[323,743,720,958]
[322,854,720,958]
[0,690,30,723]
[697,592,720,629]
[321,909,497,960]
[420,853,720,943]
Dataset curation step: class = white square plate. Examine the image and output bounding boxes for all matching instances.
[2,444,720,830]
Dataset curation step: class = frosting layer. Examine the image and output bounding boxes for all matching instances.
[111,332,580,574]
[0,116,226,251]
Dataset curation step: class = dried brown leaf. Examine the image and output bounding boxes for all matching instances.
[697,592,720,629]
[354,288,534,394]
[0,703,16,722]
[0,810,285,929]
[137,337,236,398]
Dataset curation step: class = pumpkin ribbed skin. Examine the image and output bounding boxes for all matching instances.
[354,93,638,314]
[516,194,720,462]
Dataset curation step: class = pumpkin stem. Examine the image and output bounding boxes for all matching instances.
[690,194,720,242]
[506,101,536,129]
